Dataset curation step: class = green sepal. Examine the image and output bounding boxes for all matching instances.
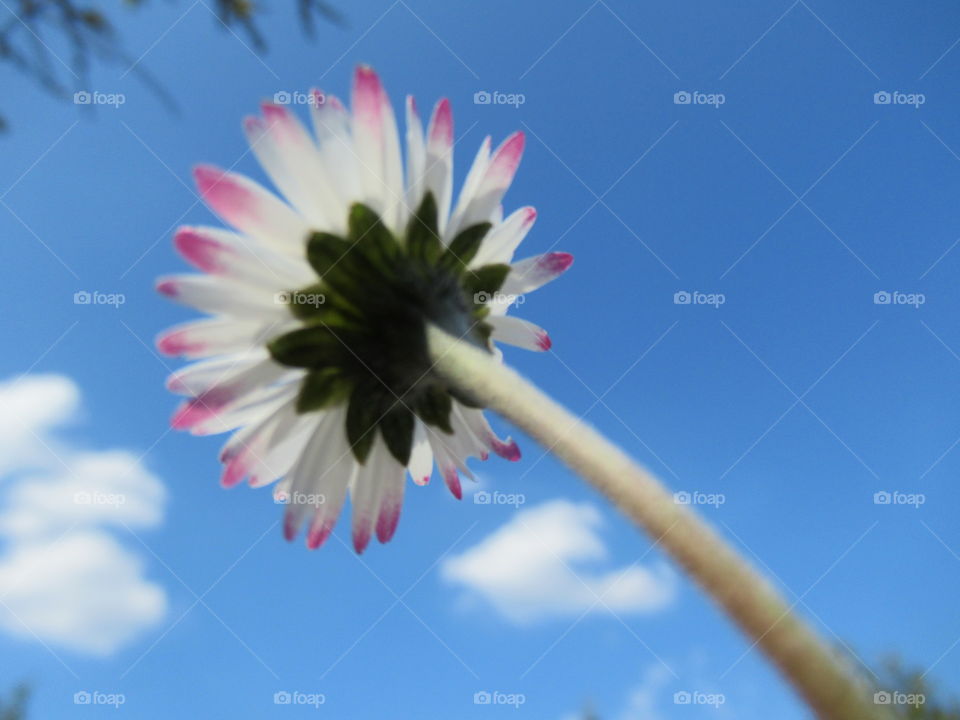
[441,222,491,271]
[406,192,442,263]
[286,282,328,321]
[348,203,399,268]
[296,368,350,413]
[473,320,494,346]
[267,326,340,369]
[379,401,415,465]
[416,386,453,434]
[306,232,354,278]
[346,383,382,463]
[462,263,511,306]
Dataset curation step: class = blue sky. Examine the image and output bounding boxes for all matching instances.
[1,0,959,717]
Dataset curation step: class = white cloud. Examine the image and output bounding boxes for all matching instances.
[0,374,168,656]
[441,500,676,623]
[0,450,165,537]
[617,664,672,720]
[0,374,79,473]
[0,531,166,655]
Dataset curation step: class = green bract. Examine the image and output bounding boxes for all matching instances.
[267,193,511,467]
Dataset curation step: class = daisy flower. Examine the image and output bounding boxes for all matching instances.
[156,66,572,553]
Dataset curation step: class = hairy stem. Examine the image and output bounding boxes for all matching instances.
[428,326,890,720]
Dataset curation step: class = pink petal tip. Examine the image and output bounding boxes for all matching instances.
[306,521,334,550]
[429,98,453,145]
[174,228,227,273]
[353,526,372,554]
[283,509,299,542]
[376,505,401,544]
[443,468,463,500]
[491,438,522,462]
[156,330,203,357]
[540,251,574,274]
[155,279,178,298]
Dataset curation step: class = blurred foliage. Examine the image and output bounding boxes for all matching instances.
[124,0,343,49]
[570,658,960,719]
[0,684,28,720]
[0,0,343,129]
[880,658,960,719]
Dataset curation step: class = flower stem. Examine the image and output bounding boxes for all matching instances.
[427,326,890,720]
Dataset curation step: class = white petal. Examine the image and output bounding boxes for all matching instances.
[156,274,291,320]
[455,406,520,461]
[310,92,358,228]
[424,98,454,236]
[349,439,395,553]
[471,206,537,267]
[157,317,279,359]
[407,420,433,486]
[165,351,268,396]
[193,165,311,256]
[488,315,552,352]
[174,225,313,290]
[245,107,328,227]
[404,95,427,213]
[282,412,340,539]
[502,252,574,296]
[446,136,490,241]
[351,66,404,232]
[448,132,524,238]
